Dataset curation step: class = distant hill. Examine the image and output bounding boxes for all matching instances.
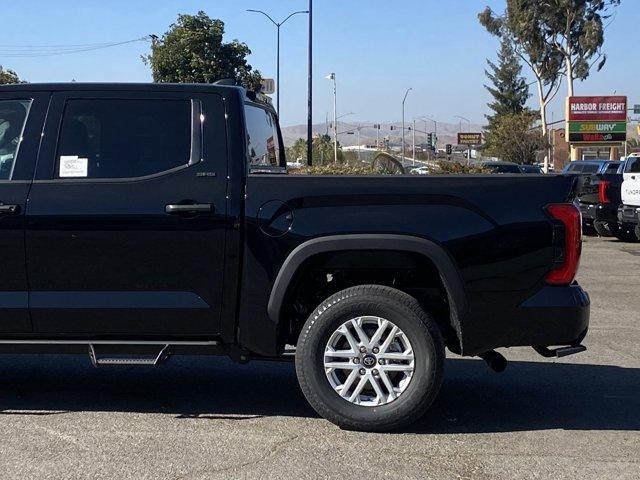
[281,121,484,148]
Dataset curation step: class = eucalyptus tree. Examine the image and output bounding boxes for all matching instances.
[479,3,563,138]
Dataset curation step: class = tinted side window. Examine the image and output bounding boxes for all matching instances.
[605,163,619,174]
[582,164,599,173]
[56,99,192,179]
[626,158,640,173]
[245,105,282,168]
[0,99,31,180]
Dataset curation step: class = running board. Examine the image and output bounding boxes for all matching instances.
[533,344,587,358]
[88,344,171,367]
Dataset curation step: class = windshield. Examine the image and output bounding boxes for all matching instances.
[581,164,599,174]
[0,99,31,179]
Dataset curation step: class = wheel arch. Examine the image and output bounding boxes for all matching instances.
[267,234,468,352]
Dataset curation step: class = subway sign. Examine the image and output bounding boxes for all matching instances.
[567,95,628,143]
[568,121,627,142]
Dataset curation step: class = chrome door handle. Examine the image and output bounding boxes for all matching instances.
[165,203,214,215]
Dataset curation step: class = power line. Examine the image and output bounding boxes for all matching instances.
[0,37,151,57]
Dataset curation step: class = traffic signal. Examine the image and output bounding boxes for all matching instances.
[426,133,432,146]
[431,134,437,148]
[446,144,452,155]
[390,125,396,130]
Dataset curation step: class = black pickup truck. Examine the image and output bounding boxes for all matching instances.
[0,83,589,431]
[576,169,630,239]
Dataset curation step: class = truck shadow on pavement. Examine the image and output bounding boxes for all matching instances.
[0,355,638,433]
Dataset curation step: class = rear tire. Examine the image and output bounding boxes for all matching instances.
[295,285,444,432]
[593,220,613,237]
[614,226,640,242]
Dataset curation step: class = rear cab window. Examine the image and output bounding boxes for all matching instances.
[244,103,285,173]
[0,99,31,179]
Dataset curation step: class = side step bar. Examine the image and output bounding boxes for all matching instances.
[88,344,171,367]
[533,344,587,358]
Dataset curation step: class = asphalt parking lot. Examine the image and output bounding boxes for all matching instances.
[0,236,638,480]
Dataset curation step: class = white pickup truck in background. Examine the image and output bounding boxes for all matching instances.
[619,154,640,241]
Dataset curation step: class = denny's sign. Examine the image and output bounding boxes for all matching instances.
[567,96,627,143]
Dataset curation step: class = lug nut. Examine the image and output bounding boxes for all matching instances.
[372,347,379,354]
[359,346,367,353]
[359,368,366,375]
[372,369,379,376]
[378,359,385,365]
[352,358,360,364]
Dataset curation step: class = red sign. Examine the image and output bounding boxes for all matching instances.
[568,96,628,121]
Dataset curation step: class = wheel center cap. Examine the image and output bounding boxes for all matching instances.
[362,354,377,368]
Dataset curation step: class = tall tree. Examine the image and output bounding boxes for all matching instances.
[0,66,24,85]
[484,38,530,129]
[142,11,262,90]
[539,0,621,97]
[483,111,549,165]
[479,3,563,144]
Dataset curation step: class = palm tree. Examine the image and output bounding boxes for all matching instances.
[627,138,640,154]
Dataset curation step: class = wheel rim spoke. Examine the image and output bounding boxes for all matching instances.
[378,370,397,400]
[380,364,414,372]
[350,318,371,347]
[367,372,386,404]
[379,325,399,354]
[324,316,415,407]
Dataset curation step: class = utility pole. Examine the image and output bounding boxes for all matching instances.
[412,119,416,165]
[401,88,412,160]
[247,9,308,115]
[356,127,361,162]
[326,73,338,163]
[307,0,313,166]
[455,115,471,162]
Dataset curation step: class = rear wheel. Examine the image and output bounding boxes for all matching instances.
[593,220,613,237]
[295,285,444,432]
[614,225,640,242]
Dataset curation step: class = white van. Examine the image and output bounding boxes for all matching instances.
[619,154,640,240]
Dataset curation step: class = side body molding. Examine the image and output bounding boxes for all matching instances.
[267,234,468,350]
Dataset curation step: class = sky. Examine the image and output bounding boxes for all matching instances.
[2,0,638,127]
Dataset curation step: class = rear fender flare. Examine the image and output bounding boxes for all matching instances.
[267,234,468,351]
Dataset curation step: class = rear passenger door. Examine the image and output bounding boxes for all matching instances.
[0,92,48,333]
[25,90,229,336]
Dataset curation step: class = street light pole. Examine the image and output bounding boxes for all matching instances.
[417,116,437,149]
[247,9,308,115]
[412,119,416,165]
[455,115,471,161]
[307,0,313,166]
[326,73,338,163]
[401,87,412,159]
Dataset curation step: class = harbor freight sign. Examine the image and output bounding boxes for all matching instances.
[457,133,482,145]
[567,95,627,143]
[568,96,627,121]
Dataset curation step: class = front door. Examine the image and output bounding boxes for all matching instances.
[0,92,47,333]
[25,90,229,336]
[622,156,640,208]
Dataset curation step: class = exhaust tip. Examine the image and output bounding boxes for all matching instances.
[478,350,507,373]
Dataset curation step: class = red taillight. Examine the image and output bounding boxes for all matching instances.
[598,180,611,204]
[546,204,582,285]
